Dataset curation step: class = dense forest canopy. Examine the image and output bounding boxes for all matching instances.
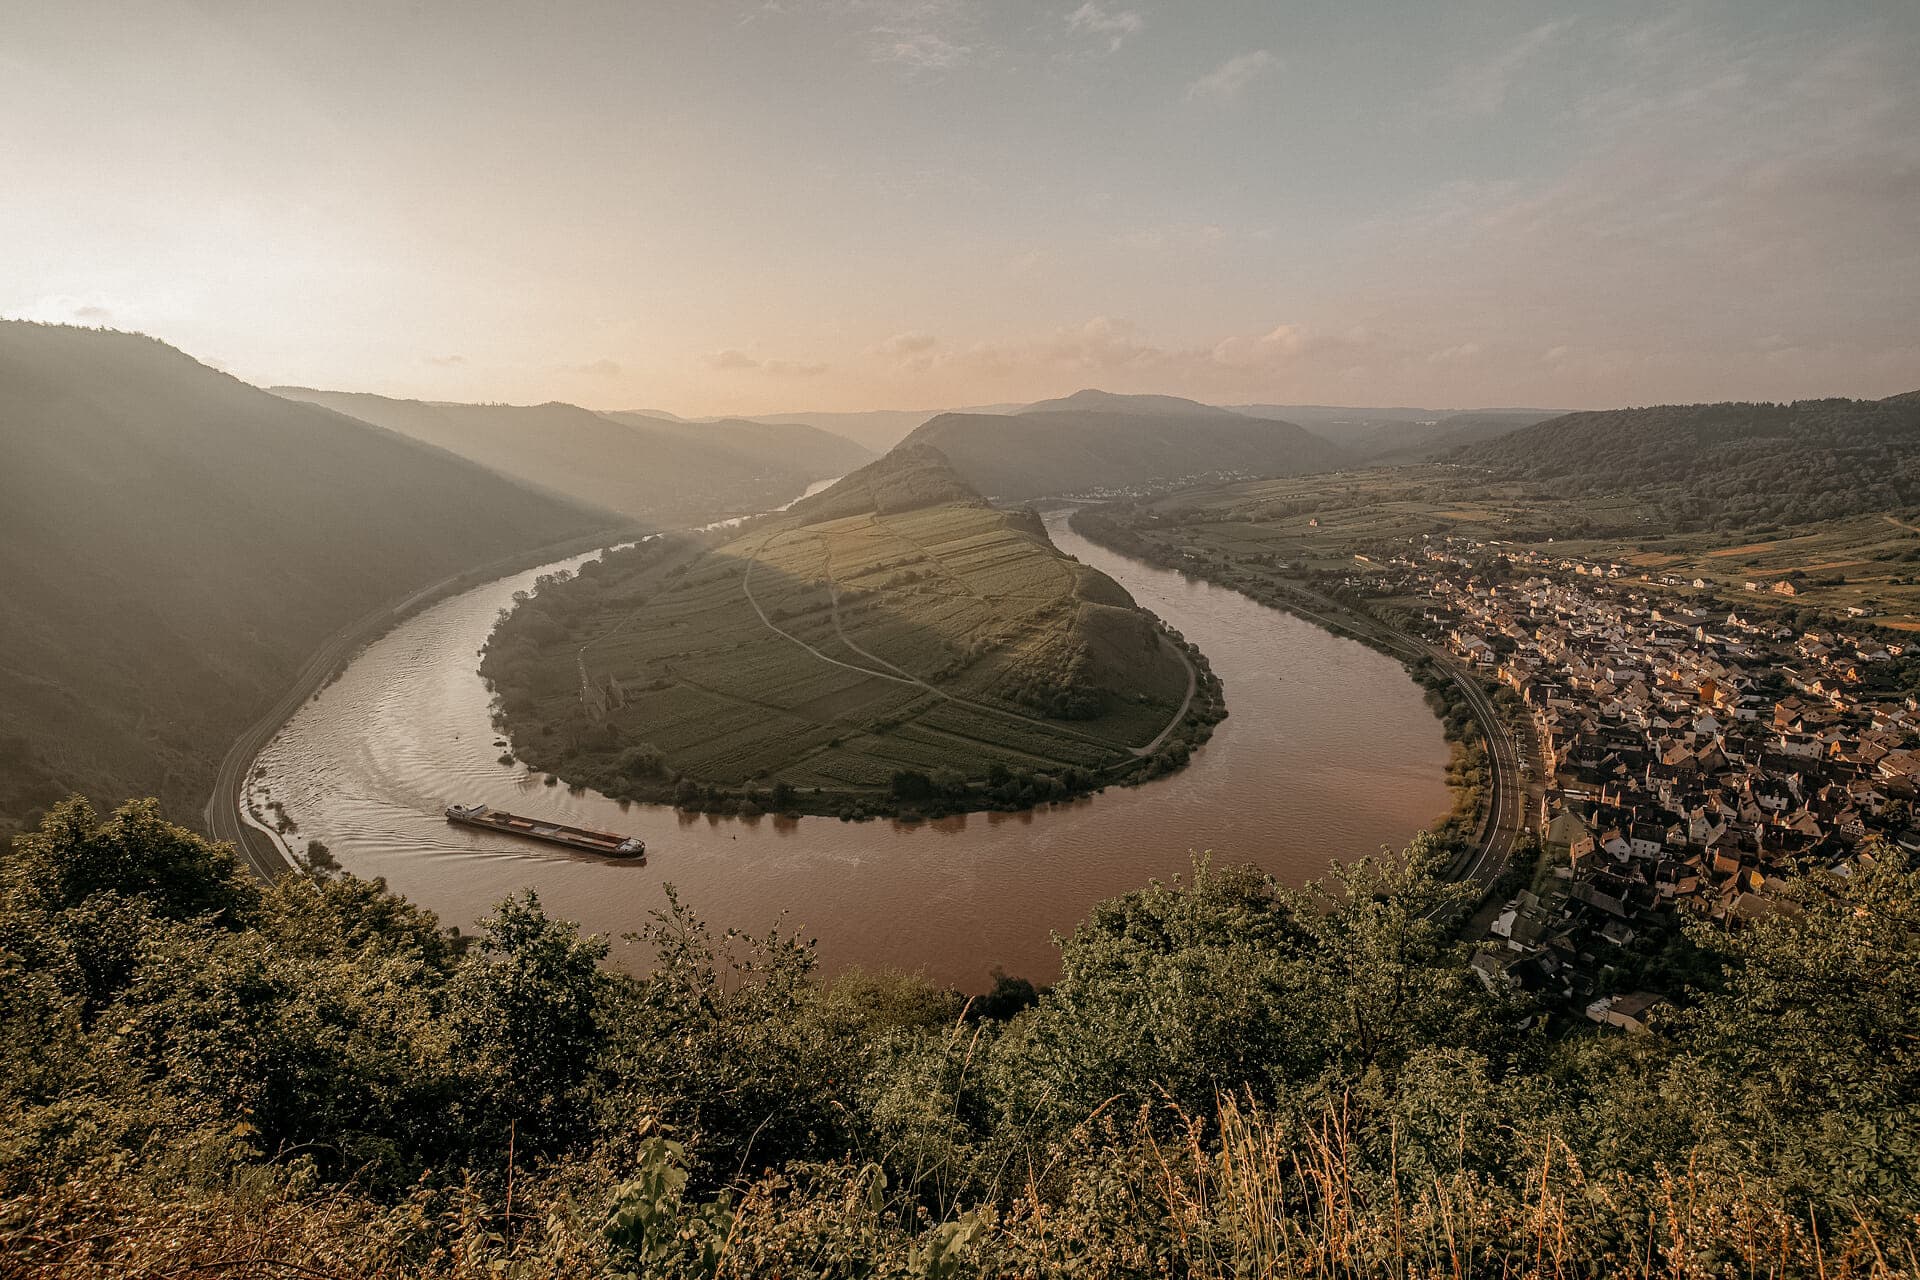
[0,323,607,836]
[5,798,1915,1274]
[1453,396,1920,529]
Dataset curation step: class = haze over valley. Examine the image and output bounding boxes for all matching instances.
[6,2,1920,1273]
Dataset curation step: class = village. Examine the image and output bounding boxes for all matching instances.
[1389,538,1918,1029]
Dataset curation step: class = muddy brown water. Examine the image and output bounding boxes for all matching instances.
[252,513,1449,989]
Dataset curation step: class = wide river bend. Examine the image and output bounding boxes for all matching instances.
[253,513,1448,988]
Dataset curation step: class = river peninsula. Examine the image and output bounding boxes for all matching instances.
[479,447,1222,819]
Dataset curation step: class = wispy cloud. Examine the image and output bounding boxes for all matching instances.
[890,317,1380,392]
[568,358,623,377]
[870,28,970,69]
[704,348,829,376]
[7,292,139,327]
[1352,14,1920,403]
[1429,20,1568,117]
[868,330,941,371]
[423,353,467,367]
[1111,222,1228,253]
[823,0,982,71]
[1066,2,1143,54]
[706,348,761,371]
[1186,50,1275,103]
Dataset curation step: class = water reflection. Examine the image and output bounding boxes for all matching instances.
[253,513,1449,988]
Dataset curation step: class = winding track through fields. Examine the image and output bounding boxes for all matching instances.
[205,530,630,882]
[740,530,1199,763]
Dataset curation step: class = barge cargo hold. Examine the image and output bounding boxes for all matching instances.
[444,804,646,860]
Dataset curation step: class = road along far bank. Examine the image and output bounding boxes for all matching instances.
[479,448,1226,822]
[246,504,1450,988]
[1066,503,1536,910]
[205,526,637,880]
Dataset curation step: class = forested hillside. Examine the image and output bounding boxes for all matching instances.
[900,395,1349,500]
[1453,397,1920,528]
[1370,408,1560,461]
[0,324,607,835]
[274,390,869,525]
[1228,404,1557,460]
[6,799,1915,1275]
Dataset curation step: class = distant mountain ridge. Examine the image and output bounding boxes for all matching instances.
[714,404,1026,453]
[1453,396,1920,528]
[1018,389,1242,419]
[1229,403,1561,460]
[0,323,606,833]
[898,390,1350,500]
[273,389,871,525]
[659,393,1561,458]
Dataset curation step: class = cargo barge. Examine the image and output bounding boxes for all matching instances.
[444,804,646,861]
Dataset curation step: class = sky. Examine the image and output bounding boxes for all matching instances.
[3,0,1917,415]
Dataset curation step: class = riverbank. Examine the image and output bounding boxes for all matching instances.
[247,512,1450,987]
[206,524,640,880]
[1067,503,1530,903]
[477,489,1227,822]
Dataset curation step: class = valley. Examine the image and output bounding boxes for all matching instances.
[243,508,1451,987]
[13,5,1920,1268]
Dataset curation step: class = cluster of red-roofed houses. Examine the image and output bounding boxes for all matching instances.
[1406,545,1912,1027]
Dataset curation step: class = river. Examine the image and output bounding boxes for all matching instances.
[251,511,1449,988]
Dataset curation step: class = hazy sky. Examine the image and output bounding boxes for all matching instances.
[5,1,1916,414]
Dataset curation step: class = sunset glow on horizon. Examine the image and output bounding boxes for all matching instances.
[5,0,1916,415]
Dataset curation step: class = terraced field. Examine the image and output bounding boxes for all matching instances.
[481,449,1217,816]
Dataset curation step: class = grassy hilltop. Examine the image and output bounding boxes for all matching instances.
[482,446,1221,817]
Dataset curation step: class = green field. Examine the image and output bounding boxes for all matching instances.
[482,453,1217,816]
[1097,465,1920,630]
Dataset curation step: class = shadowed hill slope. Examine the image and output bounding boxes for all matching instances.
[273,390,868,525]
[784,443,984,523]
[899,393,1350,500]
[1452,396,1920,528]
[0,323,608,834]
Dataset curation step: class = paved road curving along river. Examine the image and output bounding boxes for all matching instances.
[249,512,1450,989]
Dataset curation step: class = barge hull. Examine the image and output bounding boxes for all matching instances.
[444,805,644,859]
